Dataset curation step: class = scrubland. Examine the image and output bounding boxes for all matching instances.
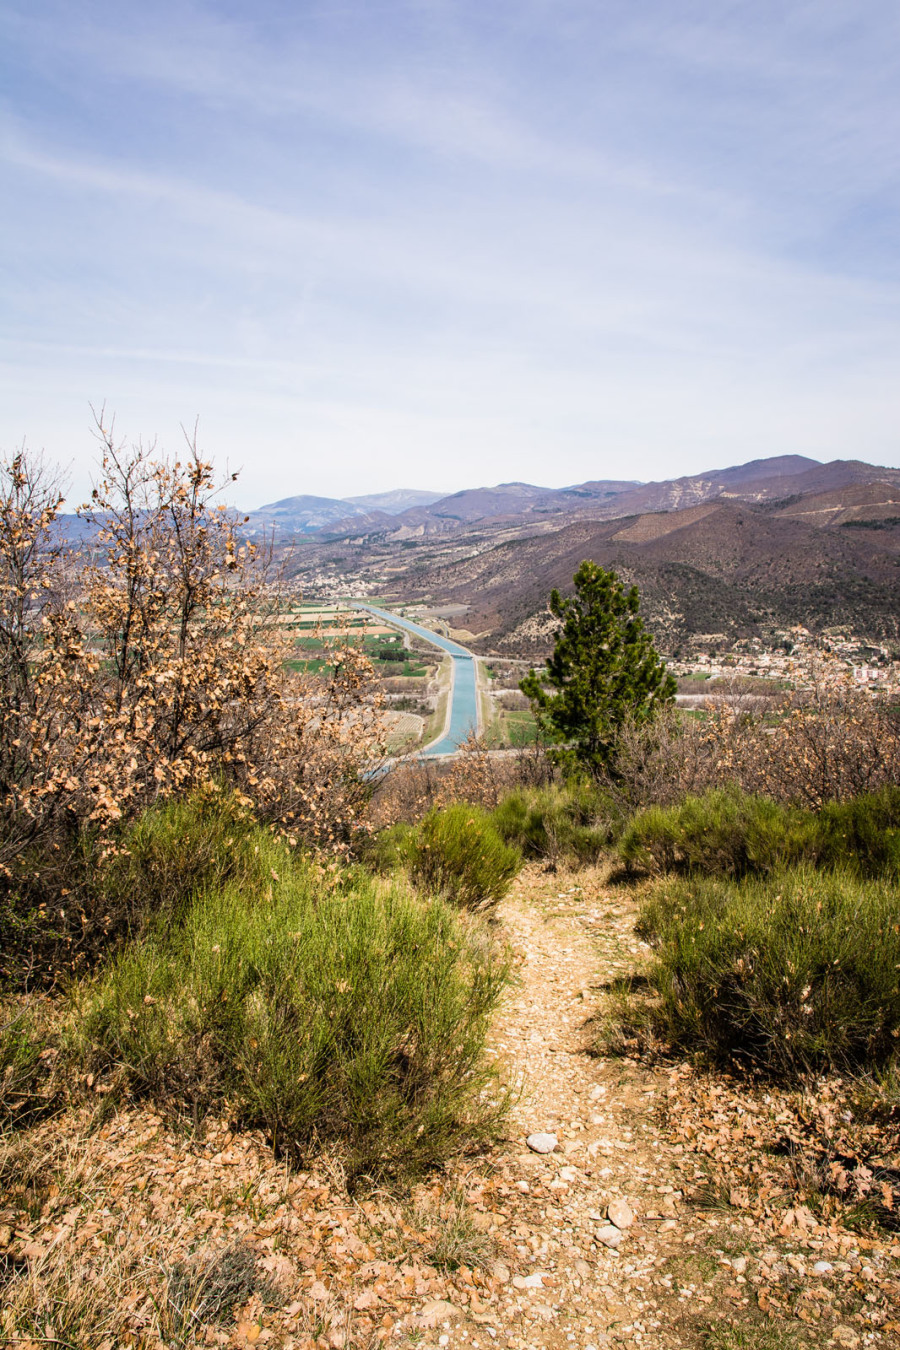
[3,442,900,1347]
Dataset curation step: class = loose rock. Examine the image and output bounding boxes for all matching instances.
[513,1272,552,1289]
[607,1197,634,1230]
[526,1132,559,1154]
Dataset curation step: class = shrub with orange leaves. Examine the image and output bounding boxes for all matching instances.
[0,423,385,983]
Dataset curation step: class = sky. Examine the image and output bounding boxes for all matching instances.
[1,1,899,509]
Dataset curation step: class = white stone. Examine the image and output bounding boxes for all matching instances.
[526,1132,559,1154]
[607,1197,635,1230]
[513,1272,551,1289]
[596,1224,623,1248]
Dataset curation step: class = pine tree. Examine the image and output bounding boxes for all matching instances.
[520,561,675,774]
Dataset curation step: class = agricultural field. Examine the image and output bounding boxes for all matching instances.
[279,605,432,680]
[480,660,540,749]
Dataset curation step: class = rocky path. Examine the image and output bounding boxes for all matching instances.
[472,865,698,1350]
[463,866,897,1350]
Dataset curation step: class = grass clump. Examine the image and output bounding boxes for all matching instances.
[70,830,511,1183]
[0,1001,58,1130]
[417,1184,496,1272]
[489,780,619,866]
[636,868,900,1075]
[617,789,818,878]
[161,1242,273,1344]
[373,803,521,912]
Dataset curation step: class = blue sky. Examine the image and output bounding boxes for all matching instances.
[2,1,899,507]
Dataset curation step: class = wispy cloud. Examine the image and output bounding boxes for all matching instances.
[1,0,899,503]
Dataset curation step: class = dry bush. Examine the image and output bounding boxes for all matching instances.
[497,690,529,712]
[608,704,717,807]
[0,425,385,982]
[366,734,554,828]
[608,668,900,812]
[709,671,900,809]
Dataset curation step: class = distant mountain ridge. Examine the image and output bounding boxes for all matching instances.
[244,454,900,542]
[244,488,444,534]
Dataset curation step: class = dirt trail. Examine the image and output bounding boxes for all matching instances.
[474,868,897,1350]
[475,865,700,1350]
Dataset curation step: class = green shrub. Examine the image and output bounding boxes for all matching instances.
[400,804,521,912]
[490,781,619,865]
[617,789,818,878]
[2,791,280,990]
[816,785,900,880]
[69,842,511,1182]
[363,820,417,875]
[617,786,900,882]
[99,788,275,927]
[637,868,900,1074]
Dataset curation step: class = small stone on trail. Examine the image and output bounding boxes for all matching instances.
[813,1261,834,1274]
[526,1132,558,1154]
[607,1197,634,1230]
[513,1272,551,1289]
[491,1261,511,1284]
[596,1225,623,1249]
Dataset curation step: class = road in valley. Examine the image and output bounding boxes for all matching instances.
[355,604,480,756]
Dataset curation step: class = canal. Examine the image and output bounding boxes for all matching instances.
[355,604,479,756]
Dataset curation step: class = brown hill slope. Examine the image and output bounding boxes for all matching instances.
[386,501,900,651]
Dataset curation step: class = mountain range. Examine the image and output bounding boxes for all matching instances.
[248,455,900,542]
[269,454,900,652]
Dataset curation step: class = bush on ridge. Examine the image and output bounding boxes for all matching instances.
[370,803,521,912]
[490,781,621,866]
[70,829,512,1183]
[634,867,900,1075]
[616,786,900,881]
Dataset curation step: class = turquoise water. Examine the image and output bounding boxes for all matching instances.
[357,605,479,756]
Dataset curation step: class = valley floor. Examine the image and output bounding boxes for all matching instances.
[3,867,898,1349]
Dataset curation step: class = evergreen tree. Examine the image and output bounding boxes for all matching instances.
[520,561,675,774]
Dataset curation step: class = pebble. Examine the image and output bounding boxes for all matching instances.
[513,1272,552,1289]
[526,1132,559,1154]
[607,1197,635,1230]
[813,1261,834,1274]
[596,1225,624,1249]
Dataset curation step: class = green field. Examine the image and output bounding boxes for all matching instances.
[484,707,538,748]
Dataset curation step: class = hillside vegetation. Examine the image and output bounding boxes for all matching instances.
[4,441,900,1348]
